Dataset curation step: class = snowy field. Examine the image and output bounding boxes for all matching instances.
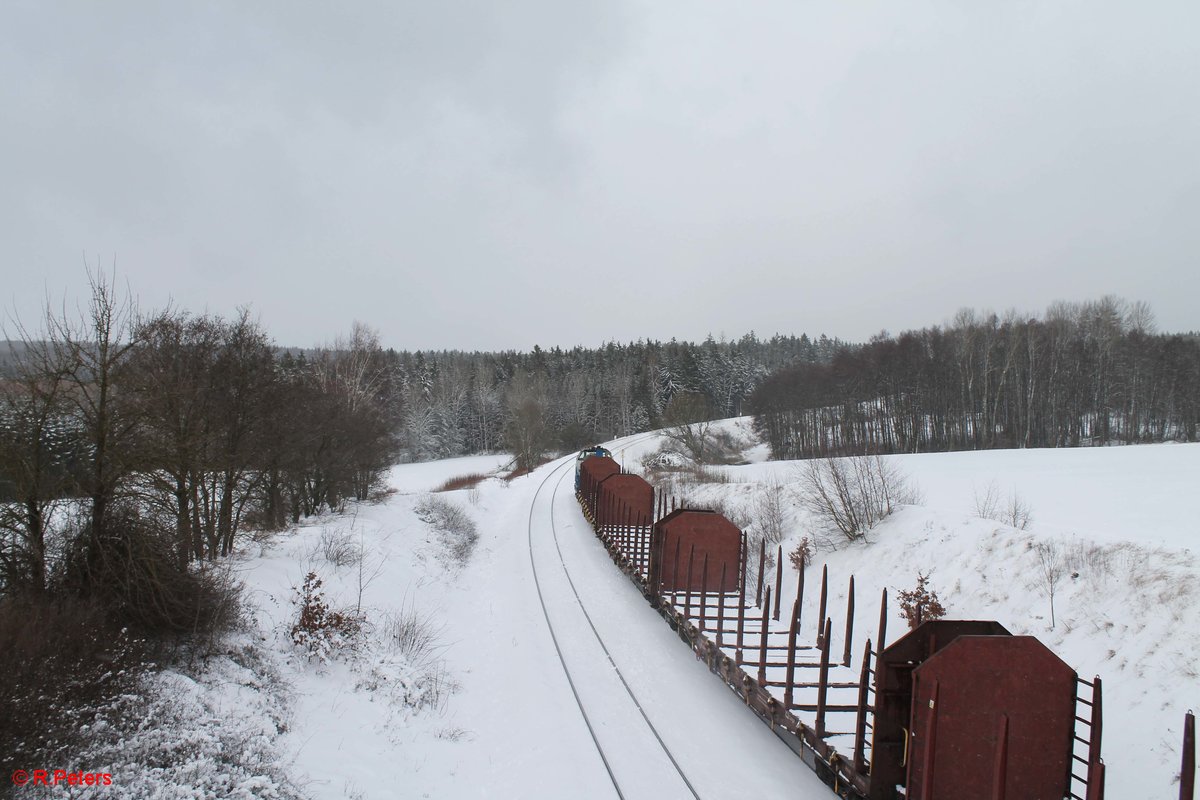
[79,429,1198,799]
[634,419,1199,799]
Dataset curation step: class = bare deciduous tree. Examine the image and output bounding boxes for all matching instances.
[661,391,715,463]
[0,333,74,593]
[1033,541,1064,629]
[504,373,553,473]
[798,455,921,543]
[40,269,142,585]
[752,475,788,548]
[973,480,1034,530]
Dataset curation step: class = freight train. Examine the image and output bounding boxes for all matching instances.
[573,445,1115,800]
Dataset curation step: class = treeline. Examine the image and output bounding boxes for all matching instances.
[0,280,398,620]
[386,331,844,463]
[750,298,1200,460]
[1,274,848,612]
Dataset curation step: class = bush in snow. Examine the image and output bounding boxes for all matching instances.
[20,642,304,800]
[753,475,788,547]
[788,537,814,571]
[383,606,443,666]
[0,596,151,777]
[317,523,362,568]
[290,572,363,663]
[414,495,479,566]
[797,455,921,544]
[896,571,947,630]
[973,480,1034,529]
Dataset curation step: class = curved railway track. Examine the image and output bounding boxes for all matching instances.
[525,434,704,800]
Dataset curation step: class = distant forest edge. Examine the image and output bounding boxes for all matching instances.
[2,329,850,471]
[4,294,1197,508]
[749,299,1200,460]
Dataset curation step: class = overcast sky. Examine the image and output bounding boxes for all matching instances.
[2,1,1197,350]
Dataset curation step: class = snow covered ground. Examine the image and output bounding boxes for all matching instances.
[255,447,826,799]
[635,418,1200,799]
[84,430,1198,799]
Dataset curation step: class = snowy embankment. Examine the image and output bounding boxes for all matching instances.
[651,419,1198,800]
[75,432,1196,799]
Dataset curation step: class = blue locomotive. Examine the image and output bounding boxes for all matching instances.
[574,445,612,490]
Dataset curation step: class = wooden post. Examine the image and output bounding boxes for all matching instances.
[1180,710,1194,800]
[843,574,856,667]
[756,537,766,607]
[783,595,801,709]
[1088,677,1103,770]
[1086,761,1105,800]
[797,557,805,632]
[612,495,619,547]
[758,585,772,685]
[816,565,828,647]
[699,554,710,632]
[815,616,832,738]
[852,638,873,775]
[717,563,728,647]
[773,545,783,621]
[636,511,645,575]
[685,544,696,620]
[877,588,888,651]
[602,492,609,540]
[672,536,682,608]
[736,533,747,664]
[626,505,633,564]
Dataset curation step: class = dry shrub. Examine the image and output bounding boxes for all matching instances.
[383,606,443,666]
[0,596,151,774]
[318,525,361,567]
[434,473,488,492]
[1062,539,1114,581]
[415,495,479,566]
[897,571,946,630]
[62,504,241,637]
[798,455,921,543]
[753,476,788,547]
[788,537,813,571]
[291,572,364,663]
[973,480,1034,529]
[686,464,735,484]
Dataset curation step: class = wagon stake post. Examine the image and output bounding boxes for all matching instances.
[1182,710,1195,800]
[783,595,802,709]
[758,584,772,685]
[816,565,828,647]
[843,574,855,667]
[716,562,728,647]
[773,545,783,621]
[852,637,872,775]
[756,537,766,607]
[815,616,832,738]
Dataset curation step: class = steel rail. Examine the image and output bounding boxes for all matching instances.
[526,433,704,800]
[547,460,705,800]
[526,454,626,799]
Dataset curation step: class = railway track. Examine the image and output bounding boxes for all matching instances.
[526,435,703,800]
[524,435,826,800]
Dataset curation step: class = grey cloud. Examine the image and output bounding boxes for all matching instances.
[2,0,1196,350]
